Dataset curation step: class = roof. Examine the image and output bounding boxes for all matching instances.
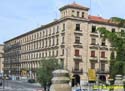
[89,15,109,23]
[59,2,89,11]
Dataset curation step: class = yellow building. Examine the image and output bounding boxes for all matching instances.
[4,2,124,86]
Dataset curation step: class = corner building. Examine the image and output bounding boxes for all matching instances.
[0,45,4,74]
[4,3,125,86]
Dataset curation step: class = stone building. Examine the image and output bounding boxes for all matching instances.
[4,2,125,86]
[0,45,4,74]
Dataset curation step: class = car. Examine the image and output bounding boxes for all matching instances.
[27,79,35,83]
[0,79,2,86]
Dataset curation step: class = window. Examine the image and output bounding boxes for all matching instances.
[75,62,79,70]
[75,50,79,56]
[77,11,79,17]
[62,49,64,55]
[72,10,75,16]
[53,27,55,34]
[101,51,105,58]
[91,51,95,57]
[62,36,64,44]
[46,29,48,36]
[49,39,51,46]
[49,29,51,35]
[39,53,41,58]
[52,50,54,57]
[52,38,55,46]
[111,51,115,59]
[42,40,44,48]
[91,38,96,45]
[121,29,125,33]
[45,39,47,47]
[43,31,45,36]
[101,38,106,46]
[101,62,105,71]
[56,50,58,56]
[112,28,115,32]
[91,62,95,69]
[121,29,125,36]
[60,59,64,69]
[75,36,80,44]
[82,12,84,18]
[63,23,65,31]
[57,26,59,33]
[76,24,80,31]
[46,51,47,57]
[92,26,96,33]
[56,37,59,45]
[49,51,51,57]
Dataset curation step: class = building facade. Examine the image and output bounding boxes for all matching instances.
[4,3,125,85]
[0,45,4,74]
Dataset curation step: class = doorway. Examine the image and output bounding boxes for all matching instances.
[72,74,80,87]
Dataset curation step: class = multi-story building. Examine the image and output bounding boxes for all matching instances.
[0,44,4,74]
[4,2,124,86]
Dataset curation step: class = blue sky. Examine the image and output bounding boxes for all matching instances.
[0,0,125,44]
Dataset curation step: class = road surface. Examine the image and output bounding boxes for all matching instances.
[0,80,43,91]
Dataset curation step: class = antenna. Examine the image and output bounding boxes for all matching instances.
[89,0,92,15]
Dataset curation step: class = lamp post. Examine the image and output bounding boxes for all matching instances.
[97,31,102,91]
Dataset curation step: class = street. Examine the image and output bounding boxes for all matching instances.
[0,80,43,91]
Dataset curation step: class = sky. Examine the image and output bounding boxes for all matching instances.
[0,0,125,44]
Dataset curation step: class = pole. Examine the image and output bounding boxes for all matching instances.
[90,0,92,15]
[3,75,5,91]
[97,32,101,91]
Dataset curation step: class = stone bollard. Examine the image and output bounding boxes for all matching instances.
[114,75,124,91]
[50,69,71,91]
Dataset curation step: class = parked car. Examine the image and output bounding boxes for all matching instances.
[0,79,2,86]
[27,79,35,83]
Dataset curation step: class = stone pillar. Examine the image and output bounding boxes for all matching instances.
[114,75,124,91]
[50,69,71,91]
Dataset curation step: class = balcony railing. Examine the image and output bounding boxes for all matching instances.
[72,68,83,74]
[96,68,109,74]
[90,56,98,61]
[90,32,98,37]
[74,30,82,35]
[100,57,108,61]
[74,55,82,60]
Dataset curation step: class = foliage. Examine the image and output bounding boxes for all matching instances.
[97,27,125,78]
[36,58,61,90]
[109,17,125,27]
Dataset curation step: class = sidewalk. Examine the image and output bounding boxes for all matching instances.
[12,79,41,87]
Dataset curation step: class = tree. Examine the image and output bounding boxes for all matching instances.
[36,58,61,91]
[97,27,125,79]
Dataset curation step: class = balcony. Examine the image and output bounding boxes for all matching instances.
[74,55,82,61]
[72,68,83,74]
[89,44,98,49]
[96,68,109,74]
[100,45,108,50]
[90,32,98,37]
[74,30,83,35]
[100,57,108,61]
[73,42,83,48]
[90,56,98,61]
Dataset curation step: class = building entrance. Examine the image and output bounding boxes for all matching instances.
[72,74,80,87]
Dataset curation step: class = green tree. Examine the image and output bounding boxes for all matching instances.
[97,27,125,79]
[36,58,61,91]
